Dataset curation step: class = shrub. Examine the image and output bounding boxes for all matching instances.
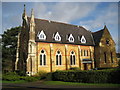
[2,74,20,81]
[52,69,120,84]
[21,76,38,82]
[15,70,26,76]
[35,71,47,79]
[69,67,81,70]
[5,71,18,76]
[45,72,53,81]
[2,71,40,82]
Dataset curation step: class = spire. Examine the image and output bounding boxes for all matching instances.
[31,8,34,20]
[30,8,35,26]
[31,8,34,16]
[22,4,27,19]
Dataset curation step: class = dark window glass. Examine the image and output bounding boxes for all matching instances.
[70,55,72,65]
[106,40,109,44]
[57,51,60,54]
[44,54,46,65]
[40,55,42,65]
[87,50,89,56]
[73,55,75,65]
[41,50,44,53]
[71,51,74,54]
[59,55,62,65]
[56,55,58,65]
[84,50,86,56]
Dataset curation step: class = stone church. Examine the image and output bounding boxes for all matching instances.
[15,5,118,75]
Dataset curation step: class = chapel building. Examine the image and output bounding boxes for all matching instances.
[15,5,118,75]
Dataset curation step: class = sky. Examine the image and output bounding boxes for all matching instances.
[1,2,119,52]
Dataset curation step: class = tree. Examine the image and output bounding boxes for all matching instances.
[2,26,21,72]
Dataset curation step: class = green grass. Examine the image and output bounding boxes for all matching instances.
[43,81,120,87]
[2,80,27,83]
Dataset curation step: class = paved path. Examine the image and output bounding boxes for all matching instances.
[2,81,120,90]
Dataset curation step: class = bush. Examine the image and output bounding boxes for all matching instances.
[2,71,40,82]
[15,70,26,76]
[45,72,53,81]
[20,76,38,82]
[35,71,47,79]
[52,69,120,84]
[69,67,81,70]
[5,71,18,76]
[2,72,20,81]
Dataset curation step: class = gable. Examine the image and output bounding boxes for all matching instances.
[92,26,115,46]
[100,27,115,46]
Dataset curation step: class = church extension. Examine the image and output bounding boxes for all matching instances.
[15,5,118,76]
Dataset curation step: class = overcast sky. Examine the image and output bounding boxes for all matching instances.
[1,2,119,52]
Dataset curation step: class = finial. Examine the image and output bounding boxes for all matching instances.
[22,4,27,19]
[30,8,35,26]
[103,22,107,29]
[23,4,26,14]
[104,22,106,26]
[31,8,34,16]
[104,25,107,30]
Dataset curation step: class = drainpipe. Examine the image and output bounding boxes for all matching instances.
[50,44,53,72]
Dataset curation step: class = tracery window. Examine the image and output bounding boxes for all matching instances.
[56,50,62,65]
[40,50,46,65]
[70,51,76,65]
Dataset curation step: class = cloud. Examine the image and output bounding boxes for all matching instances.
[79,3,118,46]
[33,2,98,23]
[79,3,118,31]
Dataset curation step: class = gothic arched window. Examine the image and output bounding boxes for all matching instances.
[70,51,76,65]
[40,50,46,66]
[56,50,62,65]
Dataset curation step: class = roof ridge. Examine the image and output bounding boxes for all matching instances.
[92,29,104,33]
[29,16,87,30]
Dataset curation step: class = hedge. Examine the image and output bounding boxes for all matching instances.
[52,69,120,84]
[2,72,41,82]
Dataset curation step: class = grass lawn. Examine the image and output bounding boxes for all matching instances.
[1,80,120,88]
[2,80,27,84]
[43,81,120,87]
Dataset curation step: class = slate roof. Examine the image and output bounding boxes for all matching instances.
[27,17,95,46]
[92,29,104,45]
